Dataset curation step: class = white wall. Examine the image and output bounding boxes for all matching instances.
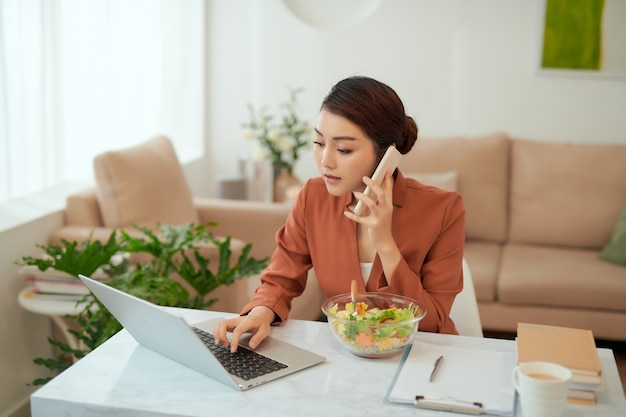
[0,212,65,417]
[205,0,626,195]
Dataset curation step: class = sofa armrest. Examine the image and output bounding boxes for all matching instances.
[48,224,245,270]
[49,225,124,246]
[64,187,103,227]
[194,198,290,259]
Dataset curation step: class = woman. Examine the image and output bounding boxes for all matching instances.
[214,76,465,352]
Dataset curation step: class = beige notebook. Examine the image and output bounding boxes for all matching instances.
[516,323,602,385]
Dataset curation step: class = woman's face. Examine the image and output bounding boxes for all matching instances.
[313,109,378,197]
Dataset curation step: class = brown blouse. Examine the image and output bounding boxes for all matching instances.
[241,170,466,334]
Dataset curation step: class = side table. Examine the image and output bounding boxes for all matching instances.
[18,288,91,353]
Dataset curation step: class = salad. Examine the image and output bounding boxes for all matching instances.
[326,300,418,354]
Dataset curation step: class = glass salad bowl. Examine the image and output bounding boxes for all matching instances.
[321,292,426,358]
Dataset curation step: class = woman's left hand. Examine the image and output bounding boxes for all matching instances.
[344,169,395,251]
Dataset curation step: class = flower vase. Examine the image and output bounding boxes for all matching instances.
[273,170,301,203]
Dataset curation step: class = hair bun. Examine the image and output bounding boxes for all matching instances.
[399,116,418,154]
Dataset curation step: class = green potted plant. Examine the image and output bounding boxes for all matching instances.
[17,222,268,385]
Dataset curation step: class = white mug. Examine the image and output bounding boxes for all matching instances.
[513,361,572,417]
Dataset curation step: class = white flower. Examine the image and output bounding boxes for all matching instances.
[277,137,294,153]
[110,252,129,266]
[252,147,268,161]
[268,129,281,143]
[243,128,256,140]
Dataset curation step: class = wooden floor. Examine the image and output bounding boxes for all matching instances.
[485,331,626,395]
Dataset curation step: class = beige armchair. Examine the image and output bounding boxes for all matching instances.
[49,136,325,319]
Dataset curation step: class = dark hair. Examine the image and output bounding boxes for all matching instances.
[321,76,418,155]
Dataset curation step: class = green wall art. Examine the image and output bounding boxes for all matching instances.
[540,0,626,76]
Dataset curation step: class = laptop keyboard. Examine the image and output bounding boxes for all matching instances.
[193,327,288,380]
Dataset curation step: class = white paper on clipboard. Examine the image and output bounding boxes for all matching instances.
[386,341,517,416]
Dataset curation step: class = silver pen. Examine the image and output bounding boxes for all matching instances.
[429,355,444,382]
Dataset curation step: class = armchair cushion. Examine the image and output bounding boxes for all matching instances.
[93,136,199,228]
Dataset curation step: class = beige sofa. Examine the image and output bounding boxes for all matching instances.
[51,134,626,340]
[398,133,626,341]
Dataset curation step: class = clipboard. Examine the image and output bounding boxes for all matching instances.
[414,395,484,414]
[385,341,517,416]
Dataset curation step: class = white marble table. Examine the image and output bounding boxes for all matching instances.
[31,308,626,417]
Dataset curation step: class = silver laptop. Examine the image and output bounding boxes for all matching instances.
[78,274,325,390]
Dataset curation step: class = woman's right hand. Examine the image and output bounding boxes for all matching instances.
[212,306,275,353]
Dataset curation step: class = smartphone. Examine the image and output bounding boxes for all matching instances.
[353,145,402,216]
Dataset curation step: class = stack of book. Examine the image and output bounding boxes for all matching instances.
[516,322,603,406]
[20,266,105,301]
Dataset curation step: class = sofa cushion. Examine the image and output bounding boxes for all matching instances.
[600,198,626,266]
[398,132,510,242]
[509,139,626,248]
[94,136,199,228]
[499,243,626,312]
[463,241,502,302]
[405,171,458,192]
